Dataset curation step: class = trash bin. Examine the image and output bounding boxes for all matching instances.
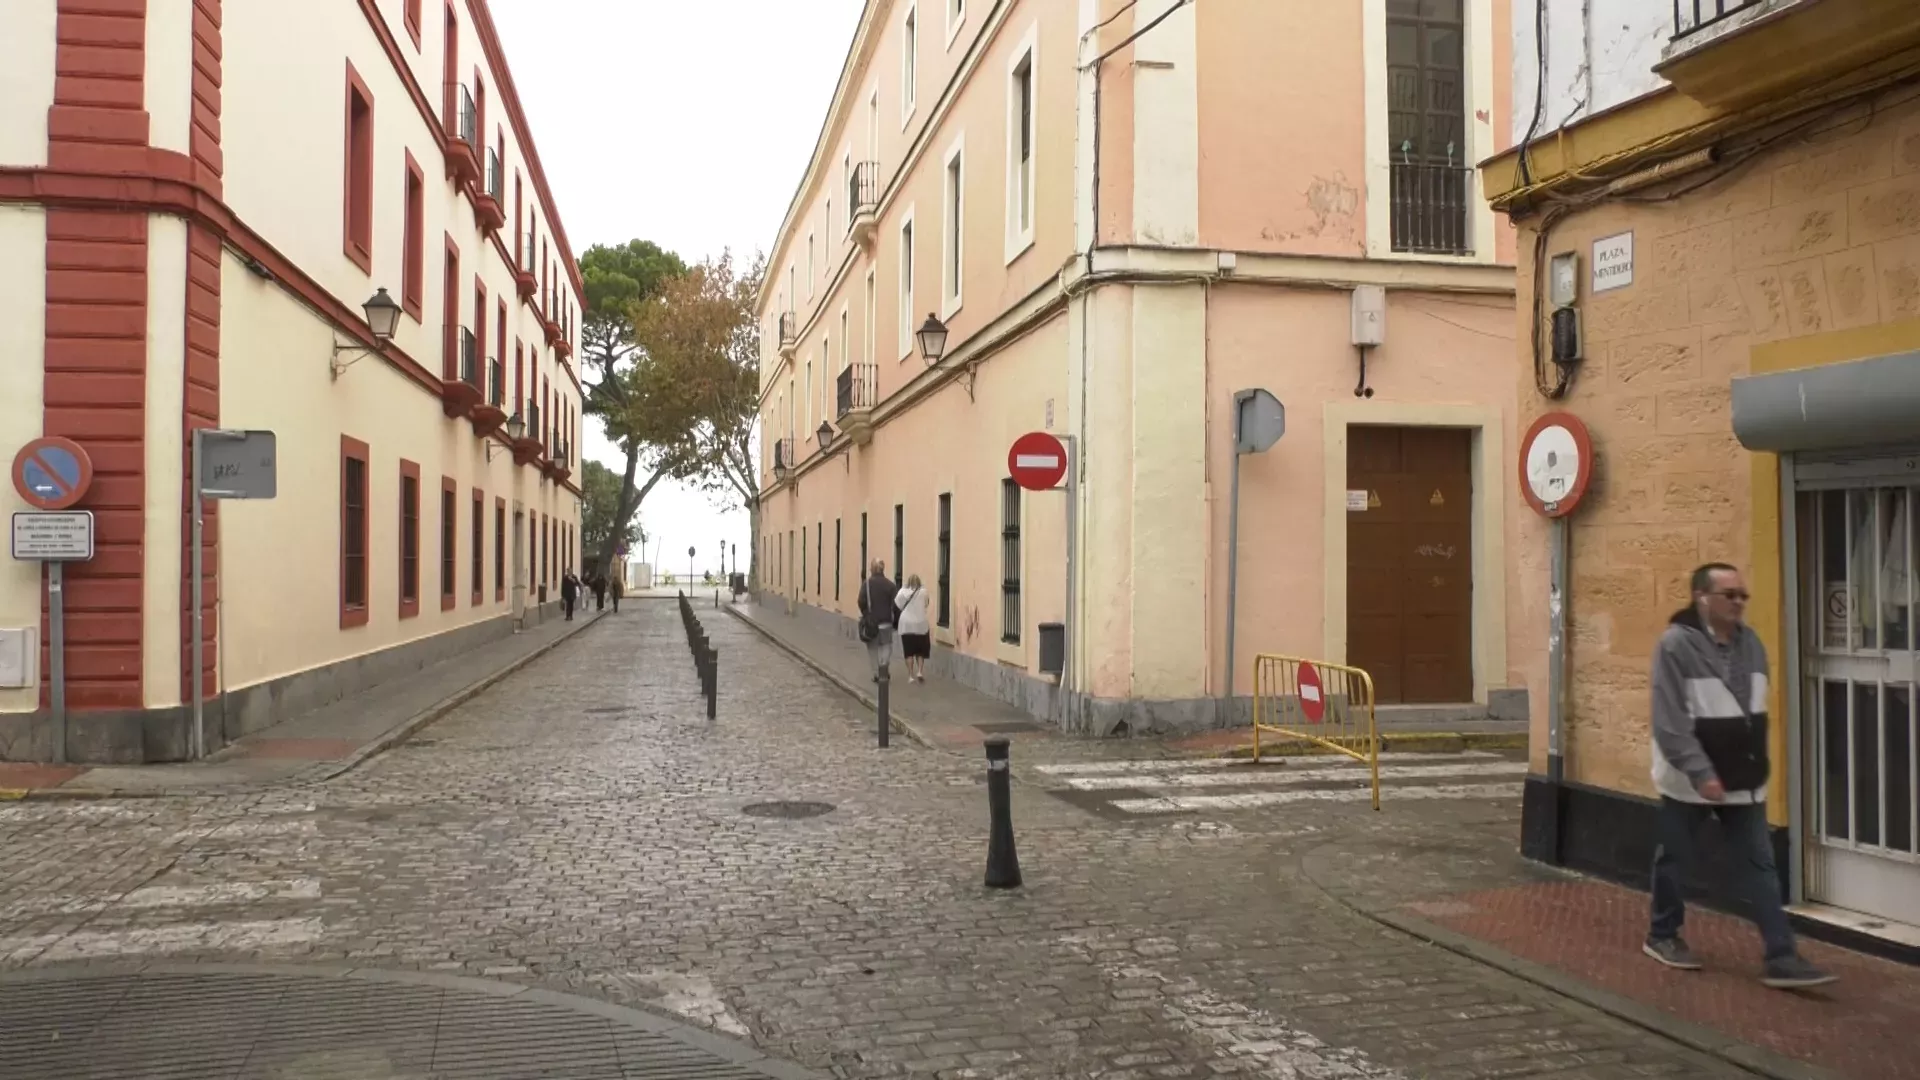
[1038,622,1065,676]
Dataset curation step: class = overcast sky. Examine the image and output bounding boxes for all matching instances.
[490,0,866,577]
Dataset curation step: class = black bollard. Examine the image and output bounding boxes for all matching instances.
[706,647,719,720]
[875,653,891,749]
[984,737,1022,889]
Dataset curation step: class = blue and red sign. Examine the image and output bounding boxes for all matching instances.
[11,437,94,512]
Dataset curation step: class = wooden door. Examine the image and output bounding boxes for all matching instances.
[1347,426,1473,704]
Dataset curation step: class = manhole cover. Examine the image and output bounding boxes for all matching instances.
[741,801,836,819]
[0,966,820,1079]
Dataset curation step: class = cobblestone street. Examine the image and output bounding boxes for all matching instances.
[0,602,1783,1077]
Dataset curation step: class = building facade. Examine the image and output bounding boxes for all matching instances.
[0,0,586,763]
[1489,0,1920,948]
[755,0,1525,734]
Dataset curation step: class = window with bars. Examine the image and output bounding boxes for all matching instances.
[860,512,869,580]
[1001,479,1021,644]
[470,490,483,604]
[816,523,823,596]
[399,463,420,619]
[893,504,905,588]
[441,482,457,608]
[937,493,952,629]
[340,439,369,628]
[835,519,843,601]
[1386,0,1471,256]
[494,501,505,601]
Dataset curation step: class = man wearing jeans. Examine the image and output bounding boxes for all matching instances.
[1644,562,1835,989]
[856,560,897,683]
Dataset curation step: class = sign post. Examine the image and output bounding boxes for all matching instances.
[1007,432,1074,725]
[1518,412,1594,862]
[12,437,97,765]
[1225,390,1286,718]
[191,429,277,759]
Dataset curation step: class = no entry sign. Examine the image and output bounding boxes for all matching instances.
[11,437,94,511]
[1296,661,1326,724]
[1007,432,1067,491]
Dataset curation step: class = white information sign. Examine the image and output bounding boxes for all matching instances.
[1592,232,1634,293]
[1346,490,1369,512]
[11,511,95,561]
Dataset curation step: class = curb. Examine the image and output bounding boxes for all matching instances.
[723,606,935,751]
[1,613,605,801]
[1302,872,1837,1080]
[1206,731,1530,758]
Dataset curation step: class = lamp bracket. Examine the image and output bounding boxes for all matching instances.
[331,334,383,380]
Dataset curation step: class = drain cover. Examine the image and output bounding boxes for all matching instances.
[741,800,836,819]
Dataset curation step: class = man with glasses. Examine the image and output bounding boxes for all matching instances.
[1644,562,1835,989]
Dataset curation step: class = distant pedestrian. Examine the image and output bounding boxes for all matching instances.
[592,572,608,612]
[856,559,897,684]
[1643,562,1834,990]
[610,573,624,613]
[560,568,580,621]
[894,573,931,683]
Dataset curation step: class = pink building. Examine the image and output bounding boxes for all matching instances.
[756,0,1523,734]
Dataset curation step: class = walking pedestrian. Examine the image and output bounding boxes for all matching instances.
[1643,562,1834,990]
[856,559,897,684]
[894,573,931,683]
[560,567,579,622]
[610,572,624,613]
[592,572,607,612]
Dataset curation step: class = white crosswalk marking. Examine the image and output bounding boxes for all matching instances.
[1041,751,1525,816]
[1063,760,1525,791]
[1035,750,1496,776]
[0,919,325,962]
[1114,783,1520,814]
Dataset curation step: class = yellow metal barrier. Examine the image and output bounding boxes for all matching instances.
[1251,654,1381,810]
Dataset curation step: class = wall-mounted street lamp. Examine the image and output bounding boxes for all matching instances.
[916,312,977,403]
[486,412,527,462]
[331,288,403,379]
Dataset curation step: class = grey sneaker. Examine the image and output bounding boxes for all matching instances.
[1762,955,1837,990]
[1643,937,1704,970]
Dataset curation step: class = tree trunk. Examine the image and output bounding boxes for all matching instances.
[596,440,663,583]
[747,502,760,591]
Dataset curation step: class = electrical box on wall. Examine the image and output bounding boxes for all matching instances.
[0,628,38,689]
[1350,285,1385,347]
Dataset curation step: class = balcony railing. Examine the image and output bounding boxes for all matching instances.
[1389,163,1473,257]
[847,162,879,227]
[523,233,537,272]
[835,363,878,417]
[552,439,570,469]
[525,401,541,443]
[459,328,478,385]
[487,357,504,407]
[1672,0,1762,40]
[485,148,503,201]
[778,311,798,351]
[772,437,796,475]
[456,85,478,149]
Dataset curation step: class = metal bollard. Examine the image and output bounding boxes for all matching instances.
[875,657,891,749]
[706,647,719,720]
[983,737,1022,889]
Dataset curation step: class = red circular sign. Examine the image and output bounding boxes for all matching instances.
[1517,411,1595,519]
[1007,431,1068,491]
[1296,661,1326,724]
[11,436,95,511]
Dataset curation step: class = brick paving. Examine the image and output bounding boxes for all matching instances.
[0,603,1821,1078]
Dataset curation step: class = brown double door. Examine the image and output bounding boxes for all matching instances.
[1347,426,1473,704]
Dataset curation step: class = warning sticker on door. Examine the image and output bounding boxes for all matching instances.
[1347,490,1369,512]
[1430,489,1446,506]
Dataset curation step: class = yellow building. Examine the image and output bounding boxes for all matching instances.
[1487,0,1920,951]
[755,0,1529,735]
[0,0,585,762]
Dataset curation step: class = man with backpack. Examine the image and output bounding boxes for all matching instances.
[856,559,897,684]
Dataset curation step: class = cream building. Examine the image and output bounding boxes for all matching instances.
[0,0,585,763]
[755,0,1526,734]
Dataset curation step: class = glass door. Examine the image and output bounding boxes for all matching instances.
[1797,482,1919,929]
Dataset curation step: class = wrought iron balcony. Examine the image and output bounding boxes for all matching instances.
[1672,0,1763,41]
[473,147,506,232]
[835,363,880,446]
[1656,0,1910,111]
[460,328,479,386]
[487,357,504,407]
[1389,162,1473,257]
[440,328,484,418]
[777,312,798,360]
[772,437,796,478]
[444,84,480,184]
[456,85,478,148]
[848,161,880,246]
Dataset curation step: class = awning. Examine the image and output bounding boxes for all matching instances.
[1730,349,1920,453]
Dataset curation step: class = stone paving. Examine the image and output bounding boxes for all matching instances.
[0,603,1807,1078]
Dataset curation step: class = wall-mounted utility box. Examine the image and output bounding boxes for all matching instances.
[1351,285,1386,347]
[0,628,38,689]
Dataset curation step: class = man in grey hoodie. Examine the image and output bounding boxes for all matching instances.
[1645,562,1835,989]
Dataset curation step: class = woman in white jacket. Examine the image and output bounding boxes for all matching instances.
[894,573,933,683]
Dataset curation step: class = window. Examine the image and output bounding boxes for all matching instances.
[835,518,842,601]
[827,199,834,251]
[898,213,915,359]
[340,437,370,628]
[937,493,951,629]
[860,512,869,580]
[1007,34,1036,258]
[942,139,964,314]
[442,236,460,379]
[1001,479,1021,644]
[947,0,965,44]
[864,271,877,368]
[402,152,424,319]
[805,360,813,434]
[403,0,421,46]
[868,90,880,162]
[342,63,374,273]
[893,503,904,588]
[816,523,823,597]
[807,232,815,297]
[901,4,918,123]
[494,498,506,602]
[801,523,807,593]
[399,460,420,619]
[1386,0,1471,255]
[471,489,484,605]
[840,309,850,371]
[441,478,457,610]
[787,266,796,313]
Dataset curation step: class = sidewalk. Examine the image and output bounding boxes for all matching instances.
[728,597,1521,760]
[0,611,603,798]
[1301,812,1920,1080]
